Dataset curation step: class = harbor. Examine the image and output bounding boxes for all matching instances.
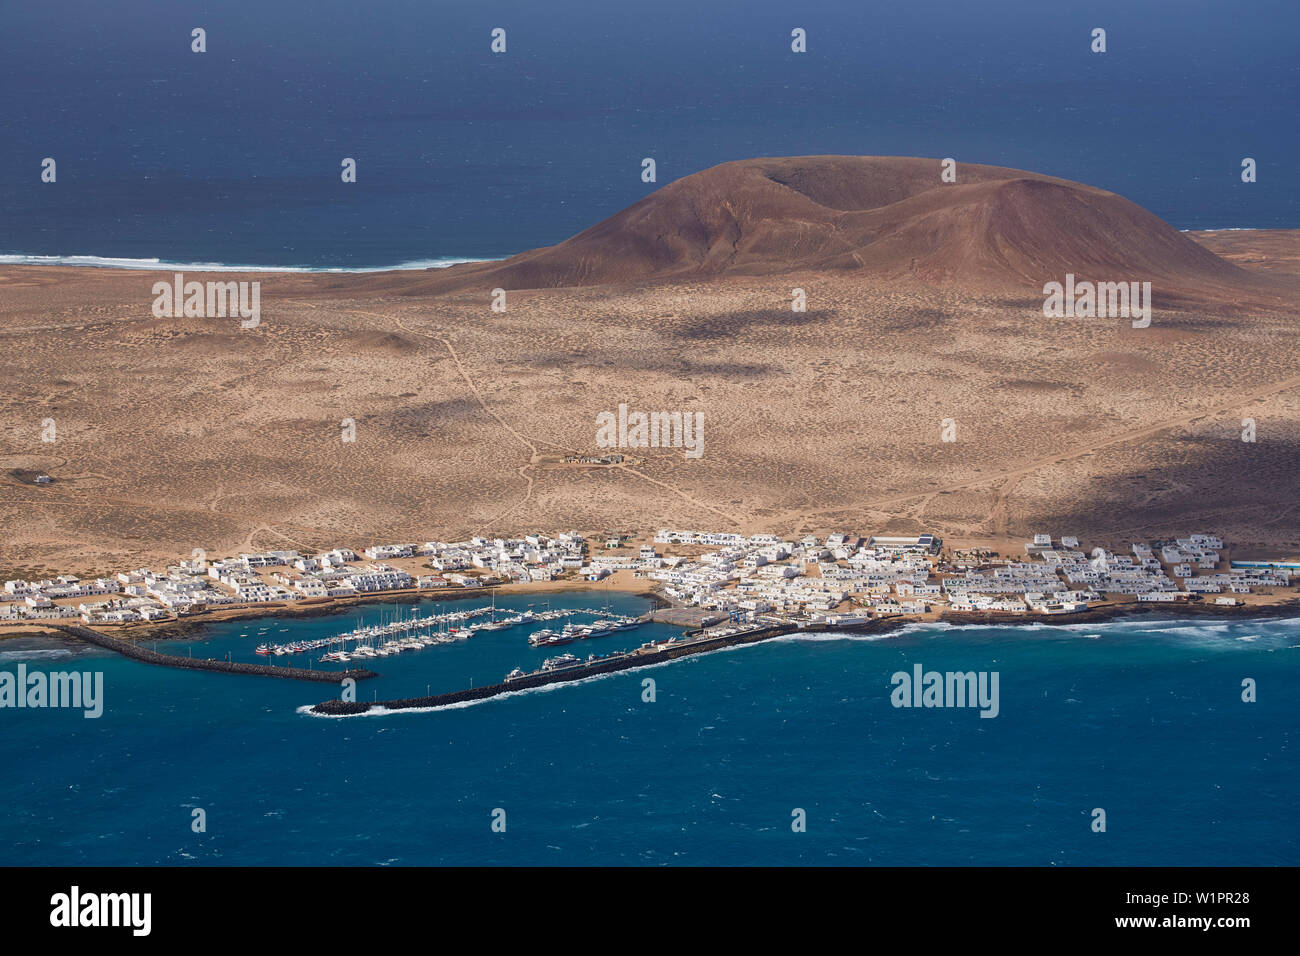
[251,599,648,663]
[312,621,805,715]
[308,586,1300,715]
[85,589,675,697]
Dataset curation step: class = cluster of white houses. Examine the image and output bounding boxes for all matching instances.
[643,530,1292,618]
[0,528,1294,626]
[0,533,590,624]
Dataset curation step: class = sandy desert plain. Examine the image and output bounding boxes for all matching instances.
[1,158,1298,579]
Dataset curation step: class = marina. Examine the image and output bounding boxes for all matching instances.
[119,590,676,696]
[247,599,647,662]
[315,620,818,714]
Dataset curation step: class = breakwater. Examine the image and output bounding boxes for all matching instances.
[42,623,378,683]
[307,598,1300,716]
[311,617,911,715]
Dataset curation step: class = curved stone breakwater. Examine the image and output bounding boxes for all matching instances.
[305,599,1300,716]
[43,623,379,683]
[311,618,911,715]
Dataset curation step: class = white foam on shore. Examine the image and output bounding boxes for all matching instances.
[888,620,1084,636]
[0,253,503,273]
[768,630,898,644]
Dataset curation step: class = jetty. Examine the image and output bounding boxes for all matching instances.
[42,623,378,683]
[310,617,909,715]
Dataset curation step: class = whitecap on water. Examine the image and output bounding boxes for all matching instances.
[0,648,75,662]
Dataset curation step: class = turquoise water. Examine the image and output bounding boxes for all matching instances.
[2,593,1296,865]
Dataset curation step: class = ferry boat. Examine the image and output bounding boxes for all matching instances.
[528,624,576,646]
[541,653,582,672]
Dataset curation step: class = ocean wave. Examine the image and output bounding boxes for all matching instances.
[888,620,1086,636]
[769,630,898,643]
[882,615,1299,643]
[0,253,503,273]
[0,648,75,663]
[1138,623,1233,636]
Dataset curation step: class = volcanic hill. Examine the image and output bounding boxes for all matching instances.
[384,155,1265,296]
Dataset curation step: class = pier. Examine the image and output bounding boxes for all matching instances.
[42,623,379,683]
[311,616,909,715]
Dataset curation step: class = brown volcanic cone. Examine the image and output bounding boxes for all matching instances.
[371,155,1269,297]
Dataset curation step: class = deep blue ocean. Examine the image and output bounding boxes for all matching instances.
[1,593,1296,866]
[2,0,1298,268]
